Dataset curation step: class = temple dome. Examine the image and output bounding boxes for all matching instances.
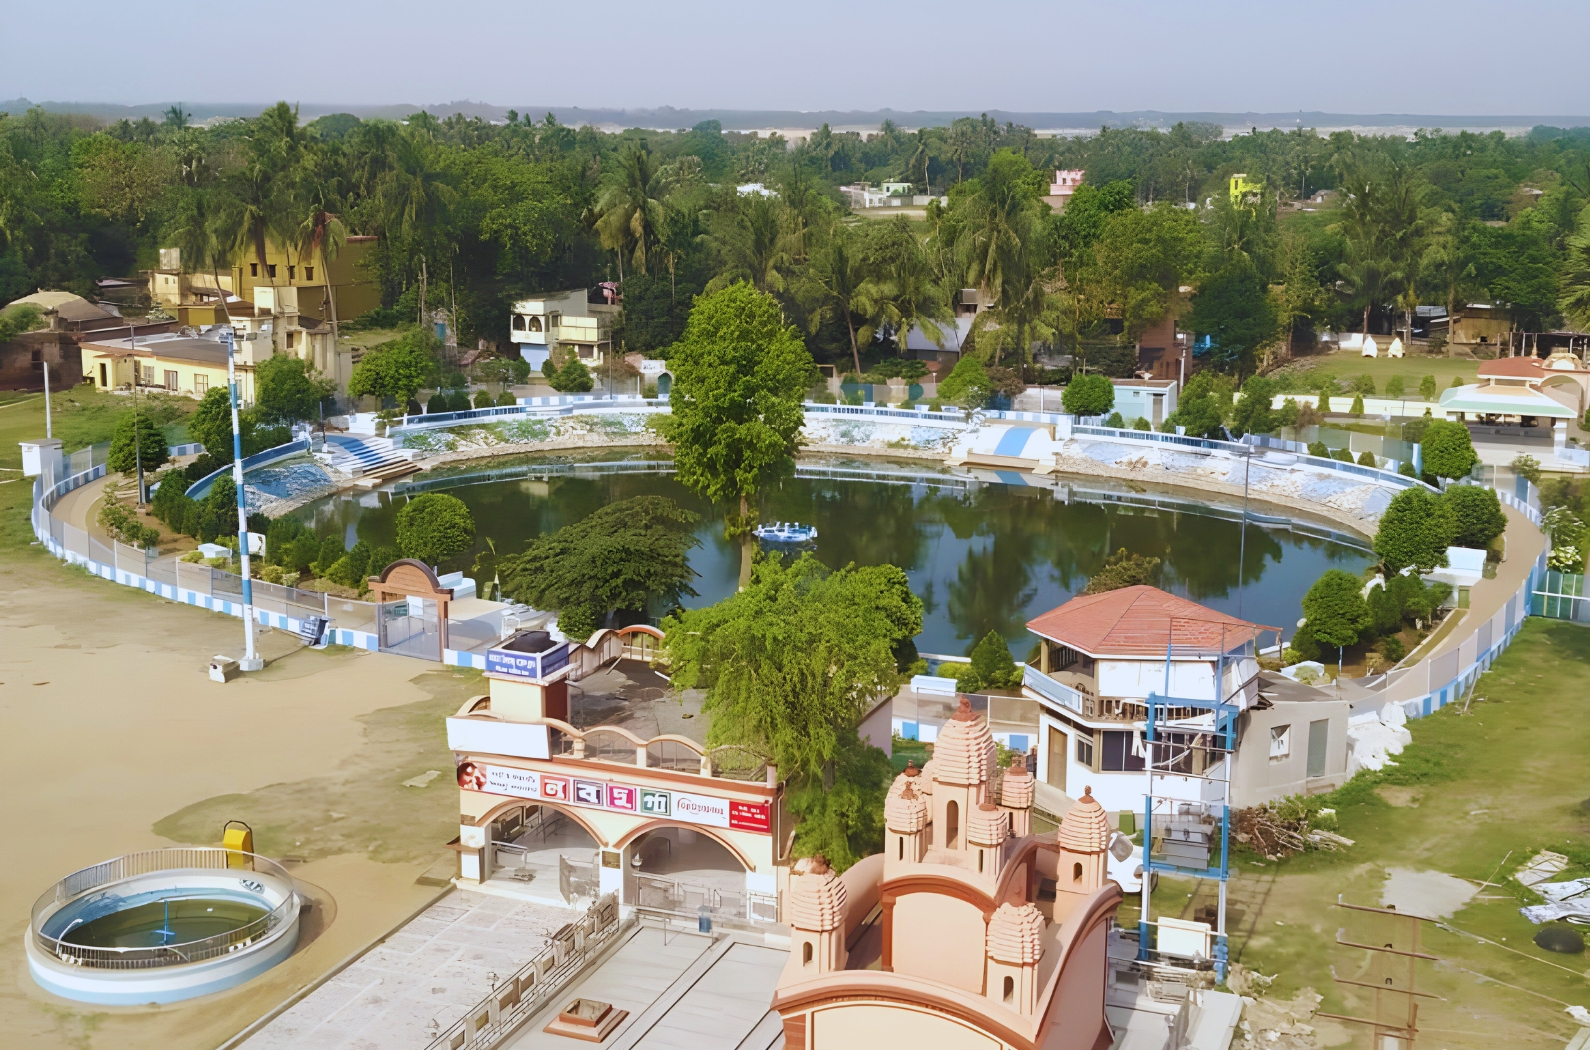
[968,802,1010,847]
[1059,787,1112,854]
[887,760,924,802]
[930,696,993,787]
[1000,766,1035,809]
[790,855,848,932]
[986,902,1045,965]
[885,781,928,833]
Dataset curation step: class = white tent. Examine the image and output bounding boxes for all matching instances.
[1360,335,1379,358]
[1387,337,1404,358]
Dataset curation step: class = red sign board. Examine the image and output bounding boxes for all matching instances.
[540,775,571,802]
[729,800,771,832]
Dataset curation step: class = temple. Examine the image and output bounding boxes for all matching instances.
[772,695,1123,1050]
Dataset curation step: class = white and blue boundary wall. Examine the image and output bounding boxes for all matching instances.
[30,405,1549,686]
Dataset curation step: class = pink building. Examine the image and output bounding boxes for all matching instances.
[1045,170,1086,211]
[772,696,1122,1049]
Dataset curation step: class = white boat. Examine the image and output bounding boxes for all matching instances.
[753,521,818,543]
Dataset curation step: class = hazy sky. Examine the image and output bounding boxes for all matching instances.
[6,0,1588,115]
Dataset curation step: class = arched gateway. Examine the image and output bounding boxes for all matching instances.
[448,628,786,926]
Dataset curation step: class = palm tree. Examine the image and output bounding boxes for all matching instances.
[1557,210,1590,330]
[805,227,878,375]
[703,195,792,294]
[905,129,933,193]
[378,131,455,253]
[592,145,666,279]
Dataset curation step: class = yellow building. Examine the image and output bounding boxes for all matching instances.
[80,329,263,404]
[227,235,381,324]
[1229,172,1264,205]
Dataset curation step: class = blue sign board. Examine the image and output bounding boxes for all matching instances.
[486,642,571,680]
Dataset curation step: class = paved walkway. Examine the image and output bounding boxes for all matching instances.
[240,890,583,1050]
[1430,503,1543,662]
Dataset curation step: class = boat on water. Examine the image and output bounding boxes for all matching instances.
[753,521,818,543]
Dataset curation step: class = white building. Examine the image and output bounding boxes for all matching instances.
[1019,586,1275,815]
[508,289,616,372]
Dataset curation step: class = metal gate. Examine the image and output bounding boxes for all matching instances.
[379,597,442,659]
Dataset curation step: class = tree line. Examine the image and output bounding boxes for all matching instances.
[10,105,1590,388]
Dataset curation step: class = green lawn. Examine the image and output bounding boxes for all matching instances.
[1134,619,1590,1048]
[1271,350,1484,397]
[0,385,195,555]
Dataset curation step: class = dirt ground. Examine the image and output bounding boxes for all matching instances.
[0,553,478,1050]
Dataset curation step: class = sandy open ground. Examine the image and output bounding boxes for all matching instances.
[0,553,477,1050]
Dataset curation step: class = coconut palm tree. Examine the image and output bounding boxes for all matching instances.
[703,195,793,294]
[592,144,666,279]
[804,226,879,376]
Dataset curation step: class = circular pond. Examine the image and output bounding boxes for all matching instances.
[300,453,1374,652]
[28,849,300,1005]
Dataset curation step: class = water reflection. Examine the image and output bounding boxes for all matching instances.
[298,456,1371,658]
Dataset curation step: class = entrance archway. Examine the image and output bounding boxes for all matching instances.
[480,800,603,906]
[618,824,758,924]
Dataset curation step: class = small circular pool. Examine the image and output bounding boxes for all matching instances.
[28,848,300,1005]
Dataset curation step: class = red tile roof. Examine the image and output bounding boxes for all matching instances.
[1477,357,1549,379]
[1026,585,1276,657]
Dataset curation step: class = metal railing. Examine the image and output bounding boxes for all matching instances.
[31,848,297,971]
[423,893,628,1050]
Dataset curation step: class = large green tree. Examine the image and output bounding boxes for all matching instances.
[347,331,436,405]
[107,411,169,478]
[1443,485,1507,549]
[394,492,475,567]
[1420,419,1478,481]
[662,283,814,585]
[1061,372,1115,416]
[664,553,922,791]
[498,496,700,639]
[1187,257,1279,376]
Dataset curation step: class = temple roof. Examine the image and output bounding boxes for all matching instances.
[1059,787,1112,854]
[986,902,1045,965]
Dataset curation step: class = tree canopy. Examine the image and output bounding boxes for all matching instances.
[394,492,476,567]
[1420,420,1479,481]
[498,496,700,639]
[1061,372,1115,416]
[663,553,922,784]
[662,283,813,582]
[255,354,333,425]
[1302,569,1371,651]
[107,411,169,477]
[1374,487,1454,574]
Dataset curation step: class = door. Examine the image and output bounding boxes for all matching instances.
[99,362,108,387]
[1046,725,1068,791]
[1307,719,1329,779]
[165,370,178,391]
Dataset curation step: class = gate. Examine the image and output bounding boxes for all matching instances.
[379,597,442,659]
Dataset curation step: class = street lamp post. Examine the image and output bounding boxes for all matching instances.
[221,327,263,672]
[1236,444,1254,618]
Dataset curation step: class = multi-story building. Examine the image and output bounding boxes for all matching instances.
[1043,169,1085,211]
[508,289,617,372]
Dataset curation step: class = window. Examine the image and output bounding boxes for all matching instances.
[1101,730,1144,772]
[1003,976,1014,1003]
[1075,734,1094,769]
[99,362,107,387]
[1072,862,1083,883]
[1270,724,1292,761]
[512,314,526,331]
[802,942,813,966]
[526,315,543,332]
[249,262,258,277]
[286,332,296,349]
[1307,719,1329,778]
[897,838,903,860]
[266,264,277,278]
[945,800,959,849]
[164,370,178,391]
[304,266,313,281]
[287,265,296,280]
[194,373,207,394]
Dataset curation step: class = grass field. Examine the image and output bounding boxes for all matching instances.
[1270,349,1486,396]
[1126,619,1590,1048]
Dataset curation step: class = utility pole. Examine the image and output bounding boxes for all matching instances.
[221,326,263,672]
[129,325,146,505]
[42,359,51,439]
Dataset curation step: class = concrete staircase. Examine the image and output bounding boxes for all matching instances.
[323,435,421,486]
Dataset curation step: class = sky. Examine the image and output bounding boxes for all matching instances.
[5,0,1589,117]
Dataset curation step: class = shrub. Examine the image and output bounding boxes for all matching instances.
[957,631,1020,693]
[1510,454,1542,485]
[1375,487,1455,573]
[1308,440,1329,458]
[496,390,517,407]
[1398,460,1418,478]
[313,535,346,577]
[365,545,402,582]
[1419,375,1437,400]
[549,359,593,393]
[1332,447,1354,462]
[927,399,943,412]
[473,389,494,409]
[197,505,223,543]
[1379,636,1407,663]
[556,602,601,641]
[1084,547,1161,594]
[1353,373,1377,395]
[1104,411,1124,428]
[938,356,993,409]
[1132,416,1151,431]
[1357,450,1377,467]
[1287,621,1321,662]
[1349,393,1365,416]
[1385,375,1405,398]
[181,502,202,538]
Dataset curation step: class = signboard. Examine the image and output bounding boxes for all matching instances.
[729,800,772,833]
[672,792,730,828]
[486,642,571,681]
[460,763,770,835]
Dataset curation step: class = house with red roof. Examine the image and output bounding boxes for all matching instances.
[1016,586,1340,816]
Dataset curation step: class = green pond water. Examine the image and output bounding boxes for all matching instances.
[61,897,268,949]
[300,453,1374,657]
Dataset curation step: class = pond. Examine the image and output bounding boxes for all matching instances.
[296,453,1374,658]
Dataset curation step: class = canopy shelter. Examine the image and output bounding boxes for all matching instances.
[1439,383,1576,422]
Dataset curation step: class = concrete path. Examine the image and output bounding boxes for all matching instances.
[1429,503,1543,663]
[240,889,583,1050]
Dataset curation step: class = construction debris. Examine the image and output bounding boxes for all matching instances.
[1232,801,1351,861]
